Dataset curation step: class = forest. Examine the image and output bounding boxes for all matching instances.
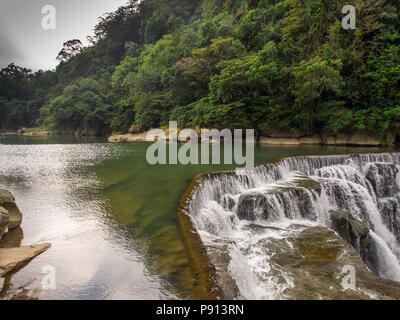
[0,0,399,141]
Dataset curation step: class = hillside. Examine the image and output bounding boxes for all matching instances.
[0,0,399,142]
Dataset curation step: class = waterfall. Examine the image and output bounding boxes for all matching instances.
[185,153,400,299]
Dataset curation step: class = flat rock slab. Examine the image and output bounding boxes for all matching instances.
[275,226,400,299]
[0,243,51,277]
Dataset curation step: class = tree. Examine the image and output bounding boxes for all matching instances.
[56,40,84,63]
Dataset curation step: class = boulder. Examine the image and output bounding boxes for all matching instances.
[258,137,300,145]
[322,132,387,146]
[108,132,148,142]
[0,226,23,248]
[260,128,305,139]
[378,198,400,242]
[21,131,51,137]
[236,192,275,221]
[236,176,321,221]
[0,206,9,240]
[365,162,399,198]
[330,210,369,249]
[222,195,236,211]
[0,243,51,277]
[0,190,22,230]
[330,210,379,276]
[298,135,322,145]
[108,130,170,143]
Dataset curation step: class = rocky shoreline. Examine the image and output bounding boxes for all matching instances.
[1,128,391,146]
[0,131,52,137]
[108,130,393,146]
[0,189,51,299]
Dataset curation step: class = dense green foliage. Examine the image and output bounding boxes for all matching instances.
[1,0,399,140]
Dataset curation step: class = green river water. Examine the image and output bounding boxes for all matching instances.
[0,135,396,299]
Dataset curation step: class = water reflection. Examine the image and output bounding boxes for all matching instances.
[0,136,397,299]
[0,141,166,299]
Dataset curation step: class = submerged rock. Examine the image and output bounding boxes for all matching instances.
[0,190,22,230]
[0,243,51,277]
[330,210,379,276]
[0,207,9,240]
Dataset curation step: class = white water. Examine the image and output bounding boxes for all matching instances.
[185,153,400,299]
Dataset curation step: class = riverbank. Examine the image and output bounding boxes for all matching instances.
[108,130,393,146]
[1,128,392,147]
[0,131,52,137]
[178,152,400,299]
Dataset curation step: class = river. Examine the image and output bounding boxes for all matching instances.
[0,135,396,299]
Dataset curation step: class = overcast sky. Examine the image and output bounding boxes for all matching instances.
[0,0,128,71]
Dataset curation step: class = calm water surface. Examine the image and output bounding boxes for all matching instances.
[0,135,396,299]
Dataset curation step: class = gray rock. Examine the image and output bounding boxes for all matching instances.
[236,176,321,221]
[276,226,400,299]
[0,243,51,277]
[365,163,399,197]
[0,206,9,240]
[0,190,22,230]
[330,210,379,276]
[377,197,400,242]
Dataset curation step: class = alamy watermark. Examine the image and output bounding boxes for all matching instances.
[41,5,56,30]
[342,5,356,30]
[340,265,356,291]
[145,122,255,168]
[41,264,56,290]
[40,5,356,33]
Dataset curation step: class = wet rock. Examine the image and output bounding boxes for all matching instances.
[2,286,42,300]
[0,207,9,240]
[205,240,240,300]
[322,132,386,146]
[222,195,236,211]
[365,163,399,197]
[0,190,22,230]
[272,226,400,299]
[237,192,268,221]
[236,176,320,221]
[378,198,400,242]
[320,179,373,226]
[330,210,379,276]
[330,210,369,249]
[0,227,23,248]
[258,137,300,145]
[0,244,51,277]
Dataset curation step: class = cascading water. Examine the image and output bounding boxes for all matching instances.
[185,153,400,299]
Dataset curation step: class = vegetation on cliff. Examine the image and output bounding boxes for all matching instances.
[0,0,399,140]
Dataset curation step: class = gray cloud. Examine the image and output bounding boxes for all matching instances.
[0,26,25,68]
[0,0,128,70]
